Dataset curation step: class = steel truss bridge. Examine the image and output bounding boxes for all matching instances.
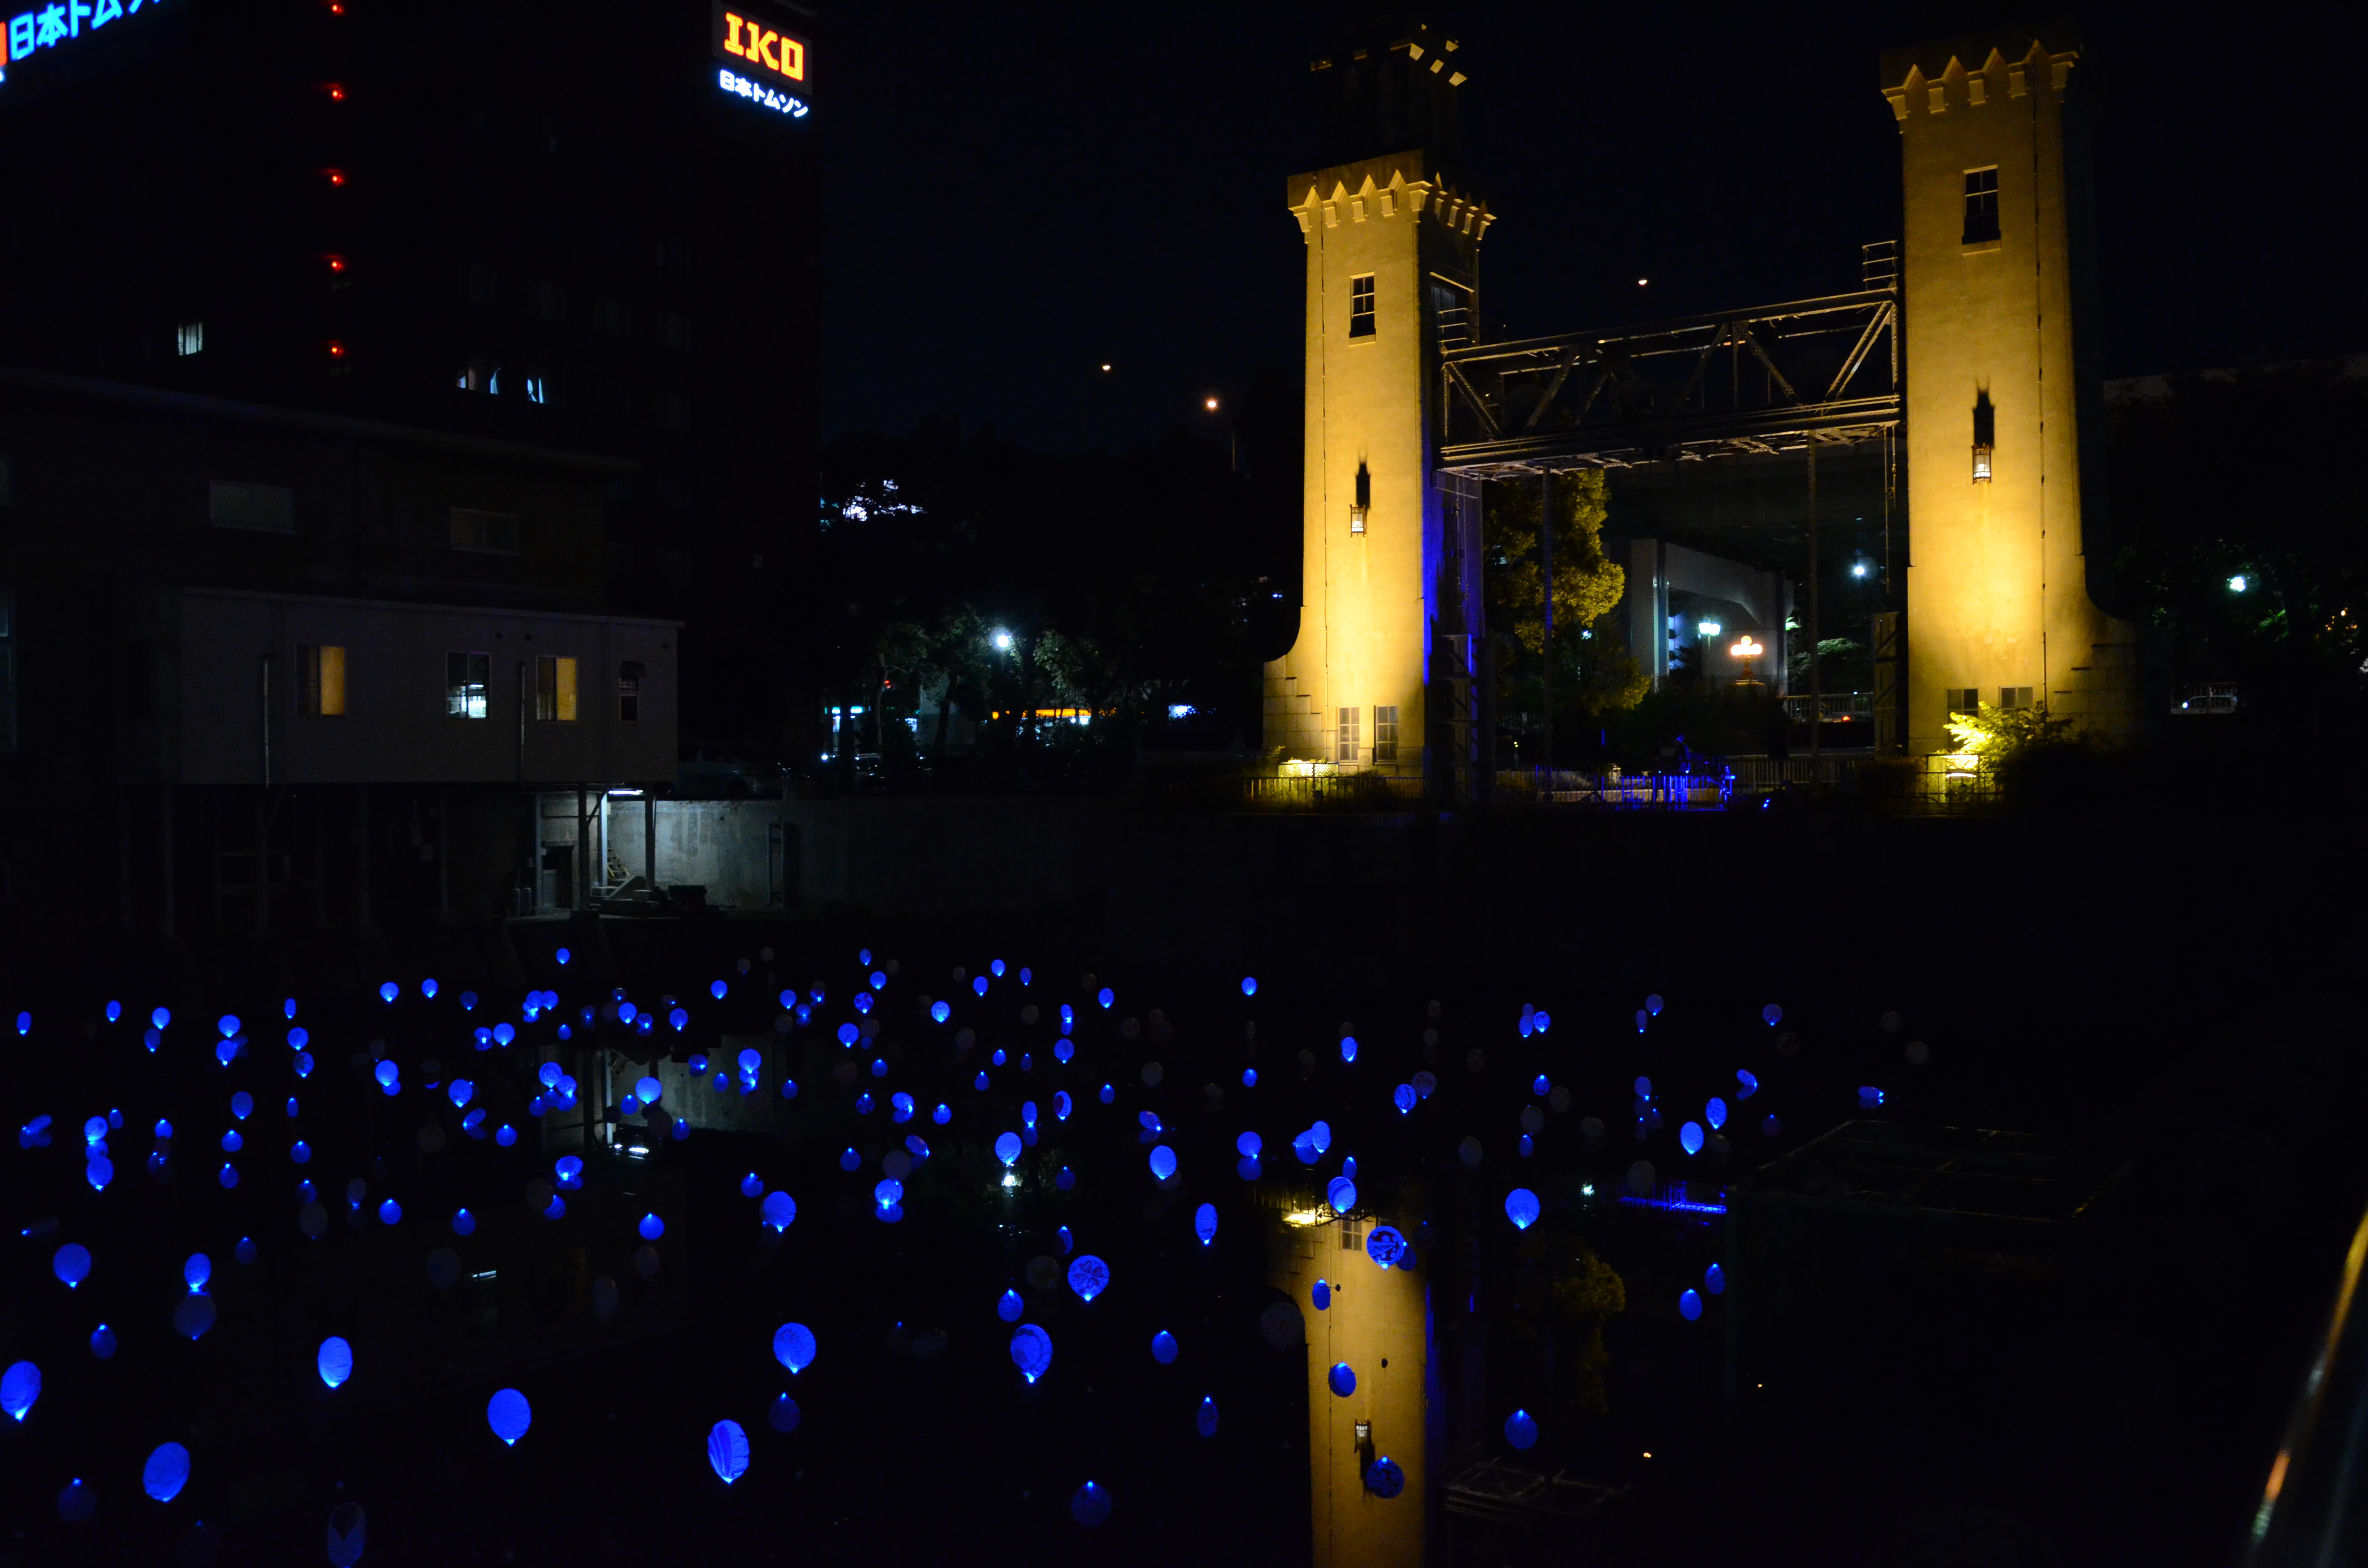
[1435,285,1899,477]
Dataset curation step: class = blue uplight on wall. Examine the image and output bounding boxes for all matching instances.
[317,1336,354,1390]
[1505,1188,1541,1230]
[1328,1362,1356,1397]
[1066,1255,1109,1302]
[486,1388,532,1446]
[773,1322,816,1374]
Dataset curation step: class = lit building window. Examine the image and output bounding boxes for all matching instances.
[1351,461,1370,535]
[445,652,490,720]
[1335,705,1360,763]
[1349,274,1376,338]
[1372,705,1399,764]
[298,645,347,717]
[175,322,204,356]
[1962,167,2000,245]
[535,656,579,722]
[1972,391,1995,482]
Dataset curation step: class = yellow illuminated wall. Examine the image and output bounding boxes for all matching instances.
[1887,32,2143,750]
[1272,1216,1429,1568]
[1266,154,1491,774]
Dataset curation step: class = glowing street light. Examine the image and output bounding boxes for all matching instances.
[1203,396,1220,411]
[1696,620,1721,638]
[1729,636,1763,660]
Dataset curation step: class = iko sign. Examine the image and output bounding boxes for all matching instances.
[713,4,810,118]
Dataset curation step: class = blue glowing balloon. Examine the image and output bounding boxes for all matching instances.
[1310,1120,1332,1154]
[994,1131,1022,1166]
[1859,1085,1885,1107]
[1328,1362,1356,1397]
[1057,1225,1073,1253]
[1237,1130,1262,1157]
[184,1254,211,1293]
[1340,1035,1357,1063]
[1762,1003,1782,1025]
[1196,1395,1220,1437]
[773,1322,816,1374]
[1763,1114,1783,1137]
[235,1236,256,1266]
[173,1293,217,1339]
[1327,1176,1357,1213]
[1098,1082,1114,1104]
[142,1441,190,1502]
[1366,1225,1407,1269]
[1365,1457,1405,1497]
[487,1388,531,1446]
[378,982,397,1004]
[839,1145,862,1171]
[1679,1121,1705,1155]
[1149,1144,1178,1182]
[1071,1480,1112,1527]
[555,1154,583,1189]
[1067,1254,1110,1302]
[326,1502,368,1567]
[638,1212,665,1241]
[85,1157,112,1191]
[378,1199,402,1225]
[1312,1279,1330,1311]
[873,1178,903,1209]
[1393,1083,1417,1114]
[2,1361,39,1421]
[453,1208,477,1236]
[53,1243,91,1288]
[1237,1157,1260,1180]
[1501,1408,1544,1452]
[707,1419,751,1484]
[1707,1096,1728,1130]
[89,1325,116,1359]
[152,1006,171,1029]
[57,1477,93,1522]
[1097,987,1114,1009]
[317,1336,353,1389]
[1505,1188,1541,1230]
[1737,1068,1759,1099]
[998,1288,1023,1323]
[1194,1203,1218,1246]
[767,1393,801,1433]
[1705,1262,1726,1295]
[1679,1288,1703,1321]
[1150,1329,1178,1364]
[1056,1166,1075,1190]
[1010,1323,1054,1384]
[1052,1090,1072,1121]
[372,1060,398,1089]
[106,1001,121,1023]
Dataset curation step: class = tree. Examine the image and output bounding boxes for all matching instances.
[1485,472,1649,736]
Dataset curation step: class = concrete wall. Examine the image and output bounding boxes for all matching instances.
[598,798,792,910]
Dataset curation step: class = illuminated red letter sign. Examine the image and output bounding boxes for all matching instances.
[715,4,808,84]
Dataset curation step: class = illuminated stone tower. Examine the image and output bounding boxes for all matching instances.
[1267,14,1491,782]
[1885,25,2144,752]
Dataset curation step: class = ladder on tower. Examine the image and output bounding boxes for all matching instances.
[1862,239,1900,291]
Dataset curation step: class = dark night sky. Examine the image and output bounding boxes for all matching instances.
[814,2,2368,453]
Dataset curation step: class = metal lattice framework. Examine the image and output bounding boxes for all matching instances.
[1437,287,1899,477]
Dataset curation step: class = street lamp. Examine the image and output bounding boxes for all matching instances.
[990,629,1014,652]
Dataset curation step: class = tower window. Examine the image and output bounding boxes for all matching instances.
[618,661,646,723]
[1349,275,1376,338]
[1372,705,1399,763]
[1962,168,2000,245]
[1972,391,1996,482]
[446,652,491,719]
[175,322,204,356]
[298,645,347,717]
[1336,706,1360,763]
[1351,462,1370,534]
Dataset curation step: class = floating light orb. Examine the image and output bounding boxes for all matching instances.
[998,1288,1023,1323]
[1505,1408,1539,1449]
[1340,1036,1357,1063]
[1010,1323,1054,1384]
[1328,1362,1356,1397]
[995,1131,1022,1167]
[1067,1255,1110,1302]
[1679,1287,1703,1321]
[1053,1091,1072,1121]
[773,1322,816,1373]
[1705,1262,1726,1295]
[1706,1096,1728,1130]
[317,1336,353,1389]
[1194,1204,1217,1246]
[57,1477,93,1522]
[1149,1145,1178,1182]
[1367,1225,1407,1268]
[1679,1121,1705,1155]
[90,1325,116,1358]
[142,1441,190,1502]
[1196,1395,1220,1437]
[184,1254,211,1293]
[54,1243,91,1288]
[1327,1176,1357,1213]
[873,1178,903,1210]
[1150,1329,1178,1364]
[2,1361,38,1421]
[173,1294,217,1340]
[1097,988,1114,1009]
[378,1199,402,1225]
[326,1502,367,1567]
[1365,1457,1406,1497]
[768,1393,801,1433]
[1071,1480,1112,1527]
[378,983,397,1004]
[638,1212,665,1241]
[486,1388,531,1445]
[1762,1003,1782,1025]
[707,1419,751,1484]
[930,1001,950,1024]
[85,1157,112,1191]
[1505,1188,1541,1230]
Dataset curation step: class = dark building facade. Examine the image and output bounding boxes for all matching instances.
[0,0,818,752]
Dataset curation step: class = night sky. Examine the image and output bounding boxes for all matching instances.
[815,1,2368,454]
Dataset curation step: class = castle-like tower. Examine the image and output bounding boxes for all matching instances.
[1886,26,2145,751]
[1266,15,1490,782]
